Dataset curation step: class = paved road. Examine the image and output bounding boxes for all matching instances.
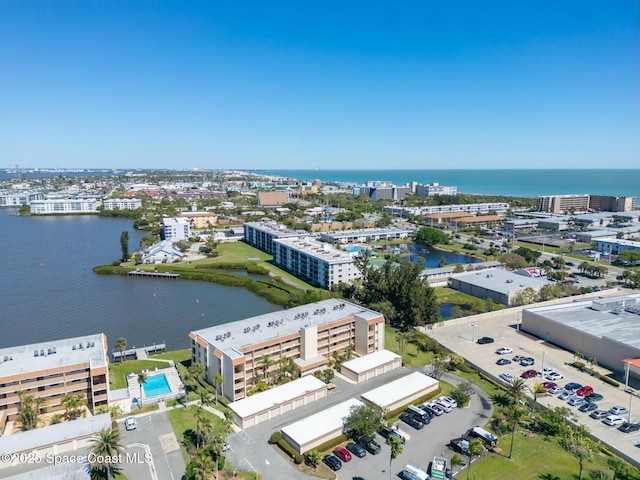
[225,368,494,480]
[426,292,640,469]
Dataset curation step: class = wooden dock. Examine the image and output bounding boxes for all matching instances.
[112,343,166,361]
[127,270,179,279]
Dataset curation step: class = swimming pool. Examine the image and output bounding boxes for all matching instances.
[143,374,172,398]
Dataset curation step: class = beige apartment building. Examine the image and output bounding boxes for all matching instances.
[0,333,109,433]
[189,299,385,401]
[177,211,218,229]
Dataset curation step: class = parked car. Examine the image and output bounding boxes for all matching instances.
[519,357,535,366]
[521,369,537,379]
[477,337,495,344]
[496,347,513,355]
[540,368,556,376]
[333,447,352,462]
[345,442,366,458]
[548,385,565,395]
[585,393,604,402]
[422,402,445,416]
[496,358,512,366]
[400,412,425,430]
[379,426,406,443]
[564,382,582,391]
[618,422,640,433]
[323,454,342,471]
[568,397,587,407]
[512,355,524,363]
[578,402,598,413]
[542,381,557,390]
[576,386,594,396]
[435,400,453,413]
[603,415,625,427]
[355,435,381,455]
[558,391,577,401]
[124,416,137,431]
[499,372,515,385]
[438,396,458,409]
[589,410,610,420]
[609,406,629,416]
[545,372,563,381]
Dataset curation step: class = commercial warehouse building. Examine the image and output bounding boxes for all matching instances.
[360,372,439,411]
[340,349,402,383]
[521,294,640,378]
[228,376,327,429]
[0,334,109,433]
[273,236,361,289]
[448,268,547,306]
[189,299,385,402]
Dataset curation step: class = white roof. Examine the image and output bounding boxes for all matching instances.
[228,376,326,419]
[361,372,438,409]
[341,349,400,374]
[281,398,364,447]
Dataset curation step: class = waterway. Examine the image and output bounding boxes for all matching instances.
[0,209,280,351]
[381,242,482,268]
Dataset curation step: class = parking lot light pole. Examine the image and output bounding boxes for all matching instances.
[469,324,477,343]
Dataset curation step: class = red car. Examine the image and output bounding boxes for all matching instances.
[333,447,352,462]
[576,386,594,396]
[521,369,538,379]
[542,381,557,390]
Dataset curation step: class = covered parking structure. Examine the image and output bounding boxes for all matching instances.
[228,376,327,430]
[340,349,402,383]
[360,372,439,411]
[281,398,364,454]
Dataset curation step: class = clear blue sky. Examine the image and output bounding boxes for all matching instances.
[1,1,638,170]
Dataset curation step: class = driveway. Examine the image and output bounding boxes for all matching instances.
[224,368,493,480]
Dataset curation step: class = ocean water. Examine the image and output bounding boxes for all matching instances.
[250,169,640,199]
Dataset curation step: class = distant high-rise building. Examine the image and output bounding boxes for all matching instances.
[536,194,635,213]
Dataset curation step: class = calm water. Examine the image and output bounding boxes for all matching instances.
[0,209,280,351]
[252,169,640,198]
[380,242,481,268]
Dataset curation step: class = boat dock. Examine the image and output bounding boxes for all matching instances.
[127,270,179,279]
[112,343,166,361]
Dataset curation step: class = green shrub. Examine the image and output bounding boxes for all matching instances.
[599,375,620,388]
[294,454,304,464]
[270,432,282,444]
[309,433,348,453]
[573,361,586,370]
[276,438,299,460]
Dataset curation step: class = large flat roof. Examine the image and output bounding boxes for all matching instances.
[191,299,382,354]
[360,372,438,409]
[452,268,547,295]
[273,237,354,264]
[321,227,412,239]
[228,376,326,419]
[281,398,364,447]
[244,221,308,238]
[0,333,107,378]
[341,350,400,375]
[525,294,640,349]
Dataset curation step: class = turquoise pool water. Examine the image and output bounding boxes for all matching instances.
[143,374,171,398]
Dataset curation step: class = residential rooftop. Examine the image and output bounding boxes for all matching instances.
[244,221,308,238]
[341,349,400,375]
[319,227,413,239]
[0,333,107,377]
[273,237,354,264]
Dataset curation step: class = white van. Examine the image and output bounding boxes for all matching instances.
[402,463,429,480]
[407,405,430,423]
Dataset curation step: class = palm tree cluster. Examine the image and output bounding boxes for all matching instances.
[578,261,608,278]
[16,390,46,431]
[88,427,124,480]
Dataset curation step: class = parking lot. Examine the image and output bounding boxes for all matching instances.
[426,291,640,469]
[224,368,494,480]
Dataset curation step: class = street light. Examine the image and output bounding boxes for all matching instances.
[469,324,477,343]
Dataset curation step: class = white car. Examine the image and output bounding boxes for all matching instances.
[499,372,514,385]
[545,372,564,381]
[548,385,565,395]
[124,416,137,431]
[603,415,624,426]
[568,397,586,407]
[609,406,629,416]
[435,400,453,413]
[496,347,513,355]
[438,396,458,409]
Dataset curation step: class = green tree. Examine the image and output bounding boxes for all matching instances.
[260,354,274,382]
[88,427,124,480]
[120,231,129,262]
[387,434,404,480]
[499,252,529,269]
[431,355,447,380]
[346,404,386,438]
[466,438,485,480]
[114,337,127,363]
[305,450,322,470]
[61,393,85,420]
[414,226,450,246]
[15,390,46,431]
[137,372,147,406]
[450,381,475,407]
[506,378,527,459]
[607,457,629,480]
[530,383,548,416]
[213,372,223,403]
[560,425,596,480]
[511,287,538,307]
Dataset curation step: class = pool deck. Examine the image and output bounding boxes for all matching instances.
[126,366,186,407]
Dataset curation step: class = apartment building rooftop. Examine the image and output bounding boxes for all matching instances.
[191,299,381,354]
[244,221,308,238]
[273,237,354,264]
[0,333,107,378]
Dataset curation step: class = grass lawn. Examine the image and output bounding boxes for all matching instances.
[384,324,436,368]
[166,405,226,462]
[151,348,191,366]
[109,359,170,389]
[434,286,505,315]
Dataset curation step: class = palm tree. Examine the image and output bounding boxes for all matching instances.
[16,390,46,431]
[114,337,127,363]
[192,454,214,480]
[530,383,548,416]
[260,354,274,382]
[194,406,207,449]
[198,387,213,408]
[305,450,322,470]
[88,427,124,480]
[137,372,147,407]
[396,330,408,362]
[466,438,484,479]
[387,434,404,480]
[608,456,628,480]
[61,393,85,420]
[506,378,527,459]
[213,372,223,403]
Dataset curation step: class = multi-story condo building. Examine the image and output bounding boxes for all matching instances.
[177,211,218,229]
[0,189,44,207]
[189,299,385,401]
[163,217,191,241]
[356,183,412,201]
[384,203,509,218]
[273,237,361,289]
[589,195,635,212]
[415,183,457,197]
[0,333,109,433]
[536,194,635,213]
[319,227,413,244]
[102,198,142,210]
[244,221,308,255]
[29,196,100,214]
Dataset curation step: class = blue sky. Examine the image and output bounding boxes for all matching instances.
[1,1,638,170]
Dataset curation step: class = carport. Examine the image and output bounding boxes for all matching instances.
[340,349,402,383]
[360,372,439,411]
